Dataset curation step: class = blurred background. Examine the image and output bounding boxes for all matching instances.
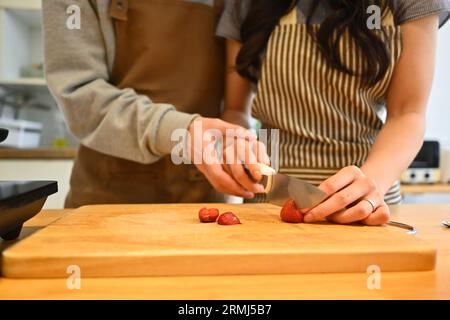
[0,0,449,208]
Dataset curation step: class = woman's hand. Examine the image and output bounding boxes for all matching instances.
[302,166,390,226]
[188,117,269,199]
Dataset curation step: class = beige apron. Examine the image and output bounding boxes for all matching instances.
[252,8,403,204]
[65,0,225,208]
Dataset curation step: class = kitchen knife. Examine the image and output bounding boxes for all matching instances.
[256,163,328,208]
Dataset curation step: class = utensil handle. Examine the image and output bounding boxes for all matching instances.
[387,221,416,235]
[256,163,276,176]
[255,163,275,194]
[244,163,275,194]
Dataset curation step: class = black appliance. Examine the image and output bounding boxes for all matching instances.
[0,128,58,240]
[401,141,441,184]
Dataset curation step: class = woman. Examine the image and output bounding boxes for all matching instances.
[216,0,450,225]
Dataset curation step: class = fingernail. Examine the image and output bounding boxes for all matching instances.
[304,214,314,223]
[243,192,254,199]
[243,130,257,140]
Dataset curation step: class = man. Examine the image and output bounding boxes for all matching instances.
[43,0,263,207]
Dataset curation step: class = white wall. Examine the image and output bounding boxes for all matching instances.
[425,22,450,148]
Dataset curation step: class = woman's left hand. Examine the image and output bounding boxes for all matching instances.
[302,166,390,226]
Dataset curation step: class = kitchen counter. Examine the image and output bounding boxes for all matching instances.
[0,147,77,159]
[401,183,450,194]
[0,205,449,299]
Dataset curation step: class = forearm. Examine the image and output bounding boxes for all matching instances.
[363,15,440,194]
[361,111,425,194]
[50,75,196,163]
[222,39,253,129]
[221,79,253,129]
[221,109,252,128]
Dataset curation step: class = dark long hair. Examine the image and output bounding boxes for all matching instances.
[236,0,391,87]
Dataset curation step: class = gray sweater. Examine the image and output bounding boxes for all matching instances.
[43,0,214,164]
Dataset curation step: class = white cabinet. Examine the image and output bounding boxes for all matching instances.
[0,0,45,86]
[0,159,73,208]
[0,1,74,210]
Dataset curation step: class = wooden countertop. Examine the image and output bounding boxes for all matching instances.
[0,147,77,159]
[0,205,449,299]
[401,183,450,194]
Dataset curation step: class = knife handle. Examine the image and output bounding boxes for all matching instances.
[256,163,275,194]
[244,163,275,194]
[256,163,277,176]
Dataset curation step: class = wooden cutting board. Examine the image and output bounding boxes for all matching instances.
[1,204,436,278]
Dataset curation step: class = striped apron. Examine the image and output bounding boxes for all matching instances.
[252,7,403,204]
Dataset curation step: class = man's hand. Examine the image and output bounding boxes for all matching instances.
[188,117,269,199]
[221,137,270,194]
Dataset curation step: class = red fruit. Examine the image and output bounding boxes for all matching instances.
[199,207,220,223]
[218,212,241,225]
[280,199,304,223]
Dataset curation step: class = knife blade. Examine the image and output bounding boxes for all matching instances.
[256,163,328,209]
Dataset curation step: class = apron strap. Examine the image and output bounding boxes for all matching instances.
[280,7,298,26]
[382,7,395,26]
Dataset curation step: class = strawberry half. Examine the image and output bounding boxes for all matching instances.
[218,212,241,225]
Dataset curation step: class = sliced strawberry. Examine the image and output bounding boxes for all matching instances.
[218,212,241,225]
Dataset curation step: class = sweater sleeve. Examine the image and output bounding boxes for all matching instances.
[42,0,198,164]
